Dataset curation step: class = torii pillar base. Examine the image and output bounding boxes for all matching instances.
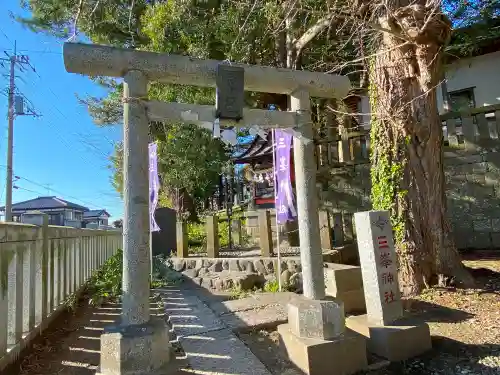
[97,316,179,375]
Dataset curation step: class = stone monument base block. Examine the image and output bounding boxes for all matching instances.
[346,314,432,361]
[277,324,367,375]
[97,316,177,375]
[326,289,366,314]
[288,296,345,340]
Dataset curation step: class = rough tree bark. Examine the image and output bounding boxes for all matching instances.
[366,1,474,295]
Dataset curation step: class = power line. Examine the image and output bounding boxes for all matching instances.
[28,68,116,150]
[1,40,39,221]
[2,48,62,55]
[0,164,112,209]
[13,185,44,195]
[0,26,13,44]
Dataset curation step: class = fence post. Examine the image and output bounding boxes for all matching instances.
[259,210,273,257]
[0,225,8,355]
[206,215,219,258]
[7,242,23,347]
[22,239,36,335]
[319,211,332,250]
[176,221,188,258]
[48,231,55,314]
[35,214,49,326]
[231,219,242,247]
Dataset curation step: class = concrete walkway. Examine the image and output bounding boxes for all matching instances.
[161,286,274,375]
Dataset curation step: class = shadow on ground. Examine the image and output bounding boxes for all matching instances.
[8,258,500,375]
[8,299,164,375]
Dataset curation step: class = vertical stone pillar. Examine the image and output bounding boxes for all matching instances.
[291,89,325,300]
[176,221,188,258]
[206,215,219,258]
[258,210,273,257]
[98,70,173,375]
[347,210,431,361]
[7,243,23,346]
[231,218,242,247]
[121,70,150,326]
[352,211,402,325]
[319,211,332,250]
[35,213,48,325]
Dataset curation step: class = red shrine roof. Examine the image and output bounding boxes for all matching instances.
[233,132,273,164]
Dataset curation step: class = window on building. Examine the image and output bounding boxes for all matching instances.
[65,210,74,220]
[449,88,476,112]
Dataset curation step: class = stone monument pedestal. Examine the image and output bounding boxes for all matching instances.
[278,296,367,375]
[324,263,366,314]
[346,314,431,362]
[97,316,177,375]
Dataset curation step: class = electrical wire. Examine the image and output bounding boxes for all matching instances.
[0,164,114,209]
[29,68,117,149]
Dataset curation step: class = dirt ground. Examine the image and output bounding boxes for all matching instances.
[5,258,500,375]
[239,258,500,375]
[3,299,166,375]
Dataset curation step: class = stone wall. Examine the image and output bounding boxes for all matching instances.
[170,257,302,291]
[321,149,500,250]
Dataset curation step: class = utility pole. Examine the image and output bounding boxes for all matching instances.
[1,42,37,221]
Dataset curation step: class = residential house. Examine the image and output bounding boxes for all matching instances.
[83,209,111,228]
[350,21,500,130]
[0,196,110,229]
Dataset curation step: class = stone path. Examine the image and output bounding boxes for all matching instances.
[161,284,291,375]
[11,282,293,375]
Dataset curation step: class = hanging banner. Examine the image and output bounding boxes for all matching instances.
[149,142,161,232]
[273,129,297,224]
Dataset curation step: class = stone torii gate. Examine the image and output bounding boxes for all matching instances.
[63,43,353,375]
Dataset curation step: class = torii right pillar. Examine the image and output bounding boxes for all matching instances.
[277,90,367,375]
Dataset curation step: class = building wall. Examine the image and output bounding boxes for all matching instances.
[356,50,500,127]
[321,149,500,250]
[437,50,500,113]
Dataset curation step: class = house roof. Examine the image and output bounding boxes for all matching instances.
[233,133,273,164]
[0,196,89,212]
[83,209,111,218]
[446,18,500,62]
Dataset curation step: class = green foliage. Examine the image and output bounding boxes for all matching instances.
[229,278,291,299]
[187,215,249,253]
[82,250,179,307]
[369,75,407,245]
[110,123,230,216]
[229,286,252,300]
[87,249,123,306]
[263,279,280,293]
[445,0,500,57]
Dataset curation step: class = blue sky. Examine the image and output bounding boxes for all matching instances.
[0,0,123,220]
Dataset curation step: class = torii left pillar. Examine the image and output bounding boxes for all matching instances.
[97,70,173,375]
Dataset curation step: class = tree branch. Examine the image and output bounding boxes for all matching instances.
[293,12,335,67]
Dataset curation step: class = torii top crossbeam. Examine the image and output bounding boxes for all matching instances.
[63,43,350,99]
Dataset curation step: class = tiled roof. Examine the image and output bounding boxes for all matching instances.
[83,209,110,218]
[0,196,89,212]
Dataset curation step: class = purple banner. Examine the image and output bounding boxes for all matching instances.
[273,130,296,224]
[149,143,160,232]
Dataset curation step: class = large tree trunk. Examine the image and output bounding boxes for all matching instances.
[369,2,474,295]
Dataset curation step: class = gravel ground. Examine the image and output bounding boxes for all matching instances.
[239,259,500,375]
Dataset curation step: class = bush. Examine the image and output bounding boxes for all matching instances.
[87,249,123,306]
[186,214,250,252]
[81,250,180,307]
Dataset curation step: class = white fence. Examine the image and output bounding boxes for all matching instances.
[0,218,122,370]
